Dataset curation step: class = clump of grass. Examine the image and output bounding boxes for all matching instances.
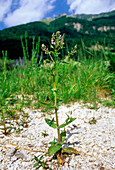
[102,99,115,108]
[0,51,29,134]
[11,33,115,106]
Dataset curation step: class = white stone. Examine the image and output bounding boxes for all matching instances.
[19,126,23,130]
[15,150,28,159]
[0,103,114,169]
[22,161,31,167]
[11,155,18,162]
[6,147,16,156]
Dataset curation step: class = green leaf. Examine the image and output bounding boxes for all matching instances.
[45,118,57,128]
[34,155,39,161]
[48,144,62,156]
[60,131,66,144]
[31,155,43,162]
[62,147,80,155]
[57,100,63,108]
[39,155,44,161]
[41,162,45,168]
[51,45,54,49]
[0,115,3,119]
[58,115,76,129]
[51,51,55,56]
[33,162,39,168]
[49,138,57,146]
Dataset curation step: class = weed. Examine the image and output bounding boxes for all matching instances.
[89,117,97,124]
[0,51,29,134]
[32,31,78,167]
[42,130,49,137]
[31,155,49,169]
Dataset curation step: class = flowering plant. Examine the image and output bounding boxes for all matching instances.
[32,31,78,168]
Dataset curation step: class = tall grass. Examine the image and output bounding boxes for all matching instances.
[0,34,114,112]
[0,32,114,135]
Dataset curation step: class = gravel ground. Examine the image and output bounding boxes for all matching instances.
[0,102,115,170]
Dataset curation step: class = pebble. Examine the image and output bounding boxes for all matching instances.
[19,126,24,130]
[0,102,114,169]
[11,155,18,162]
[0,133,5,138]
[6,147,16,156]
[15,150,28,159]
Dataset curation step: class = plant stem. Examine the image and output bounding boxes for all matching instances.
[53,69,61,142]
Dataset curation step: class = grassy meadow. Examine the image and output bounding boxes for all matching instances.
[0,33,115,135]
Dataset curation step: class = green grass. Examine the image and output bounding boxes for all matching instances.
[0,39,114,135]
[0,49,114,108]
[0,35,114,122]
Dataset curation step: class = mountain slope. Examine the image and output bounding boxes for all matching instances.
[74,10,115,20]
[0,10,115,59]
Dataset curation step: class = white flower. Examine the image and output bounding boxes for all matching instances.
[42,44,45,47]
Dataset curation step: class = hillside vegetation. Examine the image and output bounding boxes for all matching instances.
[0,10,115,59]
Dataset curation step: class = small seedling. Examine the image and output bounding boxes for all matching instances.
[89,117,97,124]
[42,130,49,137]
[31,155,49,169]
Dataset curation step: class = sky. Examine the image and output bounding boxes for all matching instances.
[0,0,115,30]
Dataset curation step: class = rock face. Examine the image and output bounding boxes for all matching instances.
[65,21,115,33]
[73,22,83,31]
[0,102,115,169]
[97,26,115,32]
